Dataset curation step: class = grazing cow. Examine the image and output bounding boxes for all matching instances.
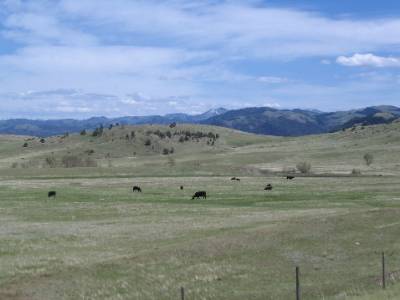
[132,186,142,192]
[286,176,295,180]
[264,184,273,191]
[169,122,177,128]
[180,185,184,190]
[192,191,206,200]
[48,191,56,198]
[231,177,240,181]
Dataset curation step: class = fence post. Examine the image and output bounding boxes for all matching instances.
[181,286,185,300]
[296,266,300,300]
[382,252,386,289]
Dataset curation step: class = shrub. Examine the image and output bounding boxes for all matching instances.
[162,148,169,155]
[62,155,83,168]
[351,168,362,175]
[22,142,28,147]
[363,153,374,166]
[144,139,151,146]
[45,156,57,168]
[80,129,87,135]
[296,161,311,174]
[61,154,97,168]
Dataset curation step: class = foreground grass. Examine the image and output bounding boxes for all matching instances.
[345,284,400,300]
[1,175,400,299]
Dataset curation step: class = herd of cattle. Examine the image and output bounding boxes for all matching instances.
[47,176,296,200]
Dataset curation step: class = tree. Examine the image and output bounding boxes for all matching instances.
[363,153,374,166]
[80,129,87,136]
[92,124,104,137]
[296,161,311,174]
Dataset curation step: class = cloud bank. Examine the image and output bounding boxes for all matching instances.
[0,0,399,117]
[337,53,400,68]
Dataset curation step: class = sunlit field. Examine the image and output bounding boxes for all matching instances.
[1,174,400,299]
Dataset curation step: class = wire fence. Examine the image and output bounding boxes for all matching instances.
[176,251,399,299]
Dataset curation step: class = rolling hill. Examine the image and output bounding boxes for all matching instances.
[204,105,400,136]
[1,121,400,178]
[1,105,400,137]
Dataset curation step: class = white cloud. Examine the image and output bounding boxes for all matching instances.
[0,1,400,118]
[0,46,198,74]
[59,0,400,58]
[258,76,288,84]
[2,12,97,46]
[337,53,400,67]
[263,102,281,108]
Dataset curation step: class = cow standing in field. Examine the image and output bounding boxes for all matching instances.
[231,177,240,181]
[192,191,206,200]
[180,186,184,190]
[48,191,56,198]
[264,184,273,191]
[132,186,142,192]
[286,176,295,180]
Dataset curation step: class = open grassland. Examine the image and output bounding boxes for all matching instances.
[1,176,400,299]
[1,123,400,299]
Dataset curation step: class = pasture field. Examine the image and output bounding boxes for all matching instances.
[1,175,400,299]
[1,123,400,299]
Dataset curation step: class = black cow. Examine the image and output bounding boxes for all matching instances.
[48,191,56,198]
[180,185,184,190]
[192,191,206,200]
[231,177,240,181]
[132,186,142,192]
[264,184,273,191]
[286,176,295,180]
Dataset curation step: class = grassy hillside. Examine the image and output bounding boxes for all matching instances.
[2,122,400,178]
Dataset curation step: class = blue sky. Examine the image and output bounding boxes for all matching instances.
[0,0,399,119]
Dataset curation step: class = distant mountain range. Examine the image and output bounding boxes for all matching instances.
[1,105,399,137]
[203,105,400,136]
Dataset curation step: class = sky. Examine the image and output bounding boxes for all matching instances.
[0,0,400,119]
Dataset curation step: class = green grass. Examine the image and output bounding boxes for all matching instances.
[1,123,400,299]
[0,176,400,299]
